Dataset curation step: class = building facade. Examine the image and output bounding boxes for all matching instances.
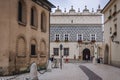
[50,6,103,61]
[0,0,54,75]
[102,0,120,67]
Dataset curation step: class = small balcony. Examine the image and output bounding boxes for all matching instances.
[113,31,117,36]
[55,39,60,42]
[78,40,82,43]
[64,39,69,42]
[112,11,117,16]
[91,40,96,43]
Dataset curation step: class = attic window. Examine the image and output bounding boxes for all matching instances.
[71,20,73,23]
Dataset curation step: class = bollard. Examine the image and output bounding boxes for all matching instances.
[30,62,38,80]
[47,60,52,72]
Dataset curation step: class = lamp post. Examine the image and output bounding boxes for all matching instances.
[60,44,63,69]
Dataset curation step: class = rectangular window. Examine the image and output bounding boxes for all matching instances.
[31,44,36,55]
[91,34,96,41]
[55,34,60,41]
[114,24,117,36]
[64,48,69,56]
[64,34,69,41]
[53,48,59,56]
[114,5,117,12]
[18,1,22,22]
[78,34,83,41]
[110,27,112,34]
[109,9,112,16]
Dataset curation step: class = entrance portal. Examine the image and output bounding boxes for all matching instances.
[83,48,90,60]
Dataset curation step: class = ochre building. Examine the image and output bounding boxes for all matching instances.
[0,0,54,75]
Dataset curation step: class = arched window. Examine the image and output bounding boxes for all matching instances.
[18,0,26,24]
[31,7,38,27]
[40,40,46,57]
[17,37,26,56]
[41,12,46,32]
[41,41,46,53]
[31,39,37,55]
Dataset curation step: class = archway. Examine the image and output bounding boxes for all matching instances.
[83,48,90,60]
[104,44,109,64]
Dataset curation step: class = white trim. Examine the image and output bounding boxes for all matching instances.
[90,34,91,41]
[64,34,69,41]
[82,34,83,40]
[90,34,96,41]
[95,34,96,40]
[54,34,60,41]
[77,34,83,41]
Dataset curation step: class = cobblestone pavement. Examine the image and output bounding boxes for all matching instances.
[1,63,120,80]
[39,63,88,80]
[80,65,102,80]
[80,63,120,80]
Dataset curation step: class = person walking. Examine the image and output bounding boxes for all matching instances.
[51,55,54,68]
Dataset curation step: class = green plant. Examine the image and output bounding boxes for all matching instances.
[108,15,112,20]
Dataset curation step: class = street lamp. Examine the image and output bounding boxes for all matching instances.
[60,44,63,69]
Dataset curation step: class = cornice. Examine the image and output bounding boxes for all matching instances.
[50,24,102,27]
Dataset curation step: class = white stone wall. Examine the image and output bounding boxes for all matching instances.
[50,15,102,25]
[50,42,103,60]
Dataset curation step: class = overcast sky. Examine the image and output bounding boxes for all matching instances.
[48,0,110,12]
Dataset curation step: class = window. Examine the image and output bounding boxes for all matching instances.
[18,0,26,24]
[18,1,22,22]
[55,34,60,41]
[31,8,34,26]
[31,44,36,55]
[31,39,37,56]
[17,37,26,56]
[91,34,96,41]
[115,24,117,32]
[64,34,69,41]
[41,41,46,53]
[31,7,37,27]
[108,9,112,19]
[110,27,112,34]
[41,12,46,32]
[64,48,69,56]
[114,24,117,36]
[114,5,117,12]
[109,9,112,16]
[53,48,59,56]
[77,34,83,41]
[113,5,117,16]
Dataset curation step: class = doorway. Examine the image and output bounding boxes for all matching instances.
[104,45,109,64]
[83,48,90,60]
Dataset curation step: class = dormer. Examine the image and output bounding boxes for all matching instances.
[83,5,89,13]
[55,6,62,13]
[97,5,101,13]
[69,5,76,13]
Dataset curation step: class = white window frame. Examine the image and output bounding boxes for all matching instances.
[54,34,60,41]
[64,34,69,41]
[90,34,96,41]
[77,34,83,41]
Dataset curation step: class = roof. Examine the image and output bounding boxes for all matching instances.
[42,0,56,8]
[32,0,55,9]
[101,0,115,13]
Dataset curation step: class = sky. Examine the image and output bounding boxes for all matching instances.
[48,0,110,12]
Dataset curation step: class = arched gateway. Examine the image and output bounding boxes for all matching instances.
[104,44,109,64]
[83,48,90,60]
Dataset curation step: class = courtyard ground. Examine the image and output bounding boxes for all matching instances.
[0,62,120,80]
